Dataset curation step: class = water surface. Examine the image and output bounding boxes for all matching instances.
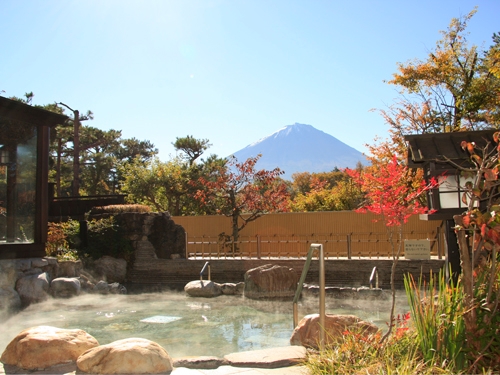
[1,291,408,358]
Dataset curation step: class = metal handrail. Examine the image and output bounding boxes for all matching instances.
[293,243,325,349]
[200,261,211,281]
[369,266,378,289]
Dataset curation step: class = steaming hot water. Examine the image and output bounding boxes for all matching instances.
[1,291,408,358]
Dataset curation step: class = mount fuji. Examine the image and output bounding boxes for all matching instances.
[229,123,367,180]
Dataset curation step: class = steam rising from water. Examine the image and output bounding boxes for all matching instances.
[0,291,408,358]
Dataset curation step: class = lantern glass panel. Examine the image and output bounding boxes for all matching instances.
[437,175,477,209]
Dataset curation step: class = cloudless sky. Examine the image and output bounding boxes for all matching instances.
[2,0,499,161]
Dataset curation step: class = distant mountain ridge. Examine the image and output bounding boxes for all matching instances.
[229,123,367,180]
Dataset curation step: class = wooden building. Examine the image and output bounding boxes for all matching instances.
[0,96,68,259]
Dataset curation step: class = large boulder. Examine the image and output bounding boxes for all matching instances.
[244,264,299,299]
[15,272,50,306]
[184,280,222,297]
[57,260,83,278]
[50,277,81,298]
[290,314,380,349]
[76,338,173,374]
[0,326,99,370]
[93,256,127,283]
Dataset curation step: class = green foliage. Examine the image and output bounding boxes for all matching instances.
[83,217,134,261]
[47,218,133,261]
[89,204,151,215]
[289,171,364,212]
[46,220,81,260]
[404,270,466,372]
[172,135,211,166]
[470,260,500,370]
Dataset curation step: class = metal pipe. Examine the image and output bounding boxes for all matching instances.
[369,266,378,289]
[292,244,325,350]
[317,244,325,350]
[200,261,211,281]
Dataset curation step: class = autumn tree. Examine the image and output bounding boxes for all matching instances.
[193,155,290,248]
[289,170,363,212]
[346,157,438,342]
[120,154,224,215]
[449,135,500,371]
[370,9,500,170]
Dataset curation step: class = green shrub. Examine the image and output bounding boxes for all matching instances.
[404,269,466,372]
[47,217,133,262]
[82,217,134,261]
[89,204,151,215]
[46,220,80,261]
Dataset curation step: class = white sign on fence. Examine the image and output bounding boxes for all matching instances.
[404,239,431,260]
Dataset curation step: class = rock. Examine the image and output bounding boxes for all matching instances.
[290,314,380,350]
[108,282,127,294]
[224,346,307,368]
[0,260,17,289]
[174,356,227,369]
[184,280,222,297]
[76,338,173,374]
[57,260,83,278]
[0,326,99,370]
[220,282,244,295]
[93,280,110,294]
[92,280,127,295]
[356,286,387,300]
[15,272,50,306]
[244,264,299,299]
[50,277,81,298]
[94,256,127,283]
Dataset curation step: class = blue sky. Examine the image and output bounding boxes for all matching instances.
[2,0,499,161]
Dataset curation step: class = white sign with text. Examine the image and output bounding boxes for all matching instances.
[404,239,431,260]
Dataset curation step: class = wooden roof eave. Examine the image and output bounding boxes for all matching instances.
[0,96,68,127]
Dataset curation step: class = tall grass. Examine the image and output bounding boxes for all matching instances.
[304,324,451,374]
[404,269,466,372]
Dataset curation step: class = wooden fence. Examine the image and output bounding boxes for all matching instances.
[172,212,444,259]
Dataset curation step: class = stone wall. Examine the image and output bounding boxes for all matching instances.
[89,212,186,260]
[0,258,78,318]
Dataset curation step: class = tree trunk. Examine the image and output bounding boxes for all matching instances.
[72,110,80,196]
[453,215,479,349]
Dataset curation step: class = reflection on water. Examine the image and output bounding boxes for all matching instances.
[0,291,409,358]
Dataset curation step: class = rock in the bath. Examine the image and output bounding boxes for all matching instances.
[0,325,99,370]
[244,264,299,299]
[50,277,81,298]
[220,282,244,295]
[15,271,50,306]
[76,338,173,374]
[290,314,379,349]
[94,256,127,283]
[109,282,127,294]
[184,280,222,297]
[57,259,83,278]
[174,356,228,369]
[92,280,127,295]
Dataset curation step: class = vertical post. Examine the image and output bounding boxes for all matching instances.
[445,219,461,284]
[79,220,88,248]
[318,244,325,350]
[257,235,261,259]
[437,225,442,259]
[347,233,352,259]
